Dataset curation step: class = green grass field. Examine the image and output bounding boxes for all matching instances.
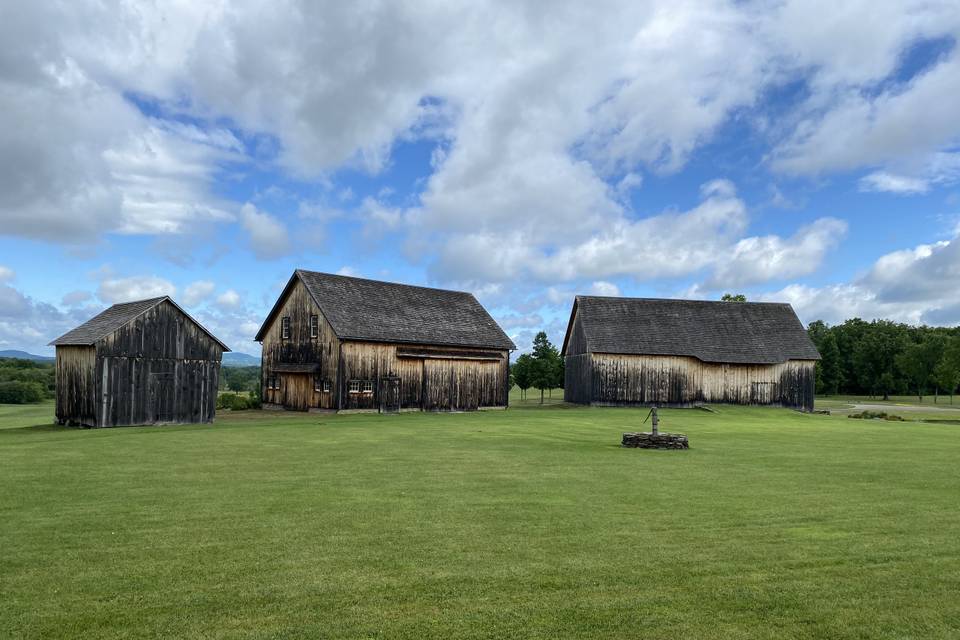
[2,397,959,639]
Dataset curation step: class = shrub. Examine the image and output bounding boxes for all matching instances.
[848,410,906,421]
[0,381,47,404]
[217,394,252,411]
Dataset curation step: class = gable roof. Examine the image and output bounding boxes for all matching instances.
[50,297,230,351]
[562,296,819,364]
[255,270,516,350]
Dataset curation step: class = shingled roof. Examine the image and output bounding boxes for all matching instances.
[563,296,819,364]
[255,270,516,350]
[50,297,230,351]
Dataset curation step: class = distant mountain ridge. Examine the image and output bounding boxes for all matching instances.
[1,349,259,367]
[222,352,260,367]
[0,350,55,362]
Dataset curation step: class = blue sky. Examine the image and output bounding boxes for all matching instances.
[2,1,960,356]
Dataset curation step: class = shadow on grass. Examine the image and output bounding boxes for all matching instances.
[0,423,72,436]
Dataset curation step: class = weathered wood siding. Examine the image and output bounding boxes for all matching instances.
[55,346,97,426]
[260,279,340,410]
[567,353,816,411]
[95,357,219,427]
[339,341,509,411]
[58,300,224,427]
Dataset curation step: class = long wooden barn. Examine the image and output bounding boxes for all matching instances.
[49,297,229,427]
[562,296,820,411]
[255,270,515,413]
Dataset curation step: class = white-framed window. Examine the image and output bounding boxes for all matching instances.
[267,375,280,390]
[322,380,331,393]
[281,317,291,339]
[349,380,361,394]
[310,315,319,338]
[362,380,374,394]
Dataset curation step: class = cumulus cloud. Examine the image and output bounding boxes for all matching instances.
[240,203,290,260]
[97,276,176,304]
[762,231,960,327]
[859,172,930,195]
[216,289,242,308]
[0,266,14,282]
[182,280,216,306]
[707,218,848,288]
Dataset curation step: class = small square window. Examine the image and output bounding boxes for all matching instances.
[349,380,360,393]
[281,317,291,339]
[362,380,374,393]
[310,315,319,338]
[322,380,331,393]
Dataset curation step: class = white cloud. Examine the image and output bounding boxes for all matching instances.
[182,280,216,306]
[336,266,361,277]
[762,231,960,327]
[707,218,848,288]
[589,281,621,297]
[0,266,14,282]
[859,172,930,195]
[97,276,175,304]
[240,203,290,260]
[216,289,241,308]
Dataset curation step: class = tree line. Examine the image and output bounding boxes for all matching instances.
[510,331,564,403]
[808,319,960,402]
[0,358,55,404]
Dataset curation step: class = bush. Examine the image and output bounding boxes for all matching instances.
[217,393,255,411]
[0,381,47,404]
[848,410,906,421]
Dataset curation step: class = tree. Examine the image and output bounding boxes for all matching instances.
[530,331,561,404]
[896,337,943,402]
[512,354,533,400]
[815,332,842,396]
[933,338,960,404]
[721,293,747,302]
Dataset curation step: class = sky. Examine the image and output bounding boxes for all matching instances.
[2,1,960,357]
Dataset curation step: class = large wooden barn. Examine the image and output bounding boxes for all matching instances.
[255,270,515,413]
[50,297,229,427]
[562,296,820,411]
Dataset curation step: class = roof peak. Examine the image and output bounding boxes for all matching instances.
[295,269,473,297]
[576,295,789,306]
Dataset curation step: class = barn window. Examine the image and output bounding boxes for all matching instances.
[322,380,331,393]
[314,376,324,392]
[349,380,360,394]
[310,315,319,338]
[281,317,291,339]
[362,380,374,394]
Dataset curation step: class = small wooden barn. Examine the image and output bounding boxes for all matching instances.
[49,296,229,427]
[255,270,516,413]
[562,296,820,411]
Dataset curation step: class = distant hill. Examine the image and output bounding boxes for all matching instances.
[0,350,54,362]
[222,352,260,367]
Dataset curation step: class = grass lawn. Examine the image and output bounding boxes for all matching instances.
[2,399,959,639]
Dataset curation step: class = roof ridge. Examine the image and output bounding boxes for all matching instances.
[297,269,474,297]
[576,294,791,306]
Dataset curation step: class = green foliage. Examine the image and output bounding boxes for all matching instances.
[807,318,960,400]
[217,393,260,411]
[0,358,55,403]
[511,354,533,400]
[848,410,906,421]
[221,366,261,394]
[529,331,562,403]
[720,293,747,302]
[933,337,960,402]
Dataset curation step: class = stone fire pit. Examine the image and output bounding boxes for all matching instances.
[621,431,689,449]
[621,406,689,449]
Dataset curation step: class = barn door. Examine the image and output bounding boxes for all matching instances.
[150,372,175,423]
[380,377,400,414]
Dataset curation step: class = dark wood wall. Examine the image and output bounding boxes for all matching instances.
[260,278,340,410]
[565,353,816,412]
[338,342,509,411]
[55,300,224,427]
[260,277,510,413]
